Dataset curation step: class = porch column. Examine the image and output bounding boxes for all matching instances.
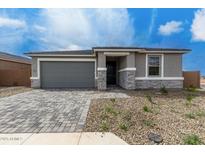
[97,52,107,90]
[119,53,136,90]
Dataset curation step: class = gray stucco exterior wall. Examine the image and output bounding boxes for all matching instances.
[31,79,40,88]
[134,53,183,89]
[135,53,146,77]
[31,57,40,88]
[119,56,126,69]
[32,57,38,77]
[127,53,135,68]
[29,51,185,90]
[97,52,107,90]
[164,54,182,77]
[118,53,136,90]
[118,53,135,70]
[97,52,106,68]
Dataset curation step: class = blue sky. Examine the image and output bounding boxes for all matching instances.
[0,8,205,75]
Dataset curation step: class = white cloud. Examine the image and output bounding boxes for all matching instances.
[0,17,26,29]
[158,21,183,36]
[148,8,158,37]
[35,9,135,50]
[0,9,135,53]
[191,9,205,42]
[33,24,46,33]
[0,16,27,52]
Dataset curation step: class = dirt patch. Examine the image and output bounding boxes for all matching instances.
[84,90,205,145]
[0,86,32,98]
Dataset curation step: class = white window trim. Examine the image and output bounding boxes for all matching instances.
[118,67,136,72]
[146,54,164,78]
[97,67,107,71]
[31,58,97,80]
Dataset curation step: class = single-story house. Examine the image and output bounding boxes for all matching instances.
[25,47,190,90]
[0,51,31,87]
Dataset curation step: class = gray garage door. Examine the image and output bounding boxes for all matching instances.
[40,61,95,88]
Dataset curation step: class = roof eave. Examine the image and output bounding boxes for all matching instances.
[0,57,31,64]
[25,53,96,57]
[93,48,143,52]
[138,50,190,54]
[92,47,190,53]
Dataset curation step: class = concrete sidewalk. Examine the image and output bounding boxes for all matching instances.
[0,132,127,145]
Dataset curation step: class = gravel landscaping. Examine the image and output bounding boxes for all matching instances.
[0,86,32,98]
[84,89,205,145]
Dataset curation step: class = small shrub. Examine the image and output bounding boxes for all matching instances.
[186,94,194,102]
[186,94,195,106]
[195,110,205,117]
[105,105,113,112]
[122,110,132,121]
[100,121,109,131]
[153,109,160,115]
[110,98,116,103]
[185,113,196,119]
[104,105,118,116]
[143,105,152,113]
[185,111,205,119]
[186,85,197,92]
[160,86,168,94]
[185,101,192,106]
[119,123,129,131]
[101,112,109,120]
[146,95,155,104]
[142,120,155,127]
[183,134,203,145]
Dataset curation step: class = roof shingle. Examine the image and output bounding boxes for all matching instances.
[25,50,93,55]
[25,46,190,56]
[92,46,190,51]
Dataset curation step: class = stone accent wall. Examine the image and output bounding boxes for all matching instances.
[97,70,107,90]
[135,80,183,89]
[119,71,136,90]
[31,78,40,88]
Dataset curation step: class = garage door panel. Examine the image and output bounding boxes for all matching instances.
[40,61,95,88]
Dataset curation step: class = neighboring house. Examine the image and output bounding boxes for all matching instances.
[0,52,31,87]
[25,47,189,90]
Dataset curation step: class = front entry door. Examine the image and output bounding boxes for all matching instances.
[106,61,116,85]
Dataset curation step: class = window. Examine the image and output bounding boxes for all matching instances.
[148,55,161,76]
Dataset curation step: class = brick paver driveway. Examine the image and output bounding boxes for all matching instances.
[0,89,128,133]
